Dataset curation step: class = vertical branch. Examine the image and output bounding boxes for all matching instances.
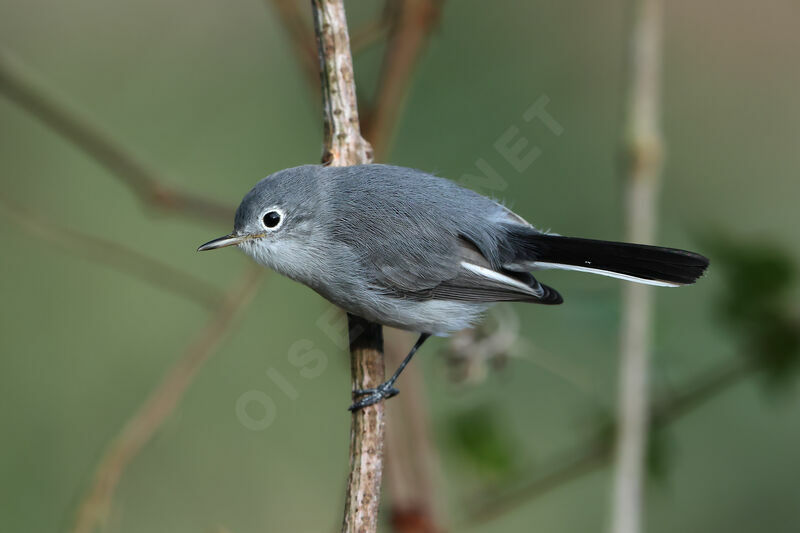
[363,0,443,161]
[311,0,374,166]
[467,358,756,525]
[309,2,383,532]
[610,1,664,533]
[268,0,322,95]
[344,315,386,533]
[357,2,445,529]
[384,330,443,533]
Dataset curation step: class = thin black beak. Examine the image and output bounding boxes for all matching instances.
[197,233,246,251]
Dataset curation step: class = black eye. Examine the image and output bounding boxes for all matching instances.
[263,211,281,228]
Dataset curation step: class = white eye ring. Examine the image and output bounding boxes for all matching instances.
[261,207,285,231]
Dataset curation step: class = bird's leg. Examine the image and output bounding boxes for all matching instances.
[348,333,431,412]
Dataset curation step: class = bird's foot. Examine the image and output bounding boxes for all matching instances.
[348,381,400,412]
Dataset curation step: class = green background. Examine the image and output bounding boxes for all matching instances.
[1,0,798,531]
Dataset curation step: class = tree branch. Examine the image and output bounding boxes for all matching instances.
[362,0,443,161]
[309,2,384,532]
[350,14,392,55]
[611,1,664,532]
[0,47,232,224]
[71,267,264,533]
[356,3,446,531]
[267,0,390,98]
[466,358,755,527]
[0,197,224,310]
[384,329,443,533]
[268,0,321,95]
[343,315,386,533]
[311,0,374,165]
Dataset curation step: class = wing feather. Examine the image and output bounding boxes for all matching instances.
[374,237,562,304]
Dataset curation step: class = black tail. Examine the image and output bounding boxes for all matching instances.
[504,231,709,287]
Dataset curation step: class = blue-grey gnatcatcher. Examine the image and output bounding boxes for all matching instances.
[199,164,708,410]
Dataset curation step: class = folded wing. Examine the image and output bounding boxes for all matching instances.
[372,236,562,304]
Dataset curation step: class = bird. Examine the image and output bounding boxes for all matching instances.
[198,164,709,410]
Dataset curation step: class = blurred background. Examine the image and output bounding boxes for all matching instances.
[1,1,798,532]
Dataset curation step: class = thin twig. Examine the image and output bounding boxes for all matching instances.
[0,47,232,224]
[267,0,391,97]
[309,1,384,532]
[465,358,755,526]
[311,0,374,165]
[352,3,446,531]
[0,197,224,310]
[343,315,386,533]
[71,267,264,533]
[384,329,443,533]
[362,0,443,161]
[268,0,321,94]
[350,15,391,55]
[611,1,664,532]
[468,444,610,526]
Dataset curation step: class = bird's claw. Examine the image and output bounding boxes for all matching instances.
[348,382,400,411]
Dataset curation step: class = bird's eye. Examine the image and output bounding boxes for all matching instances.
[262,211,281,229]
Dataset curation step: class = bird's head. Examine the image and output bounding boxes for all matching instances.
[197,165,323,274]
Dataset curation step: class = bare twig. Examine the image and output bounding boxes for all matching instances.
[468,442,609,526]
[71,267,264,533]
[611,1,664,532]
[384,329,443,533]
[466,358,755,526]
[311,0,374,165]
[362,0,443,161]
[309,1,384,532]
[0,47,232,224]
[268,0,321,94]
[0,197,224,310]
[267,0,389,97]
[343,315,386,533]
[352,4,446,529]
[350,15,391,55]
